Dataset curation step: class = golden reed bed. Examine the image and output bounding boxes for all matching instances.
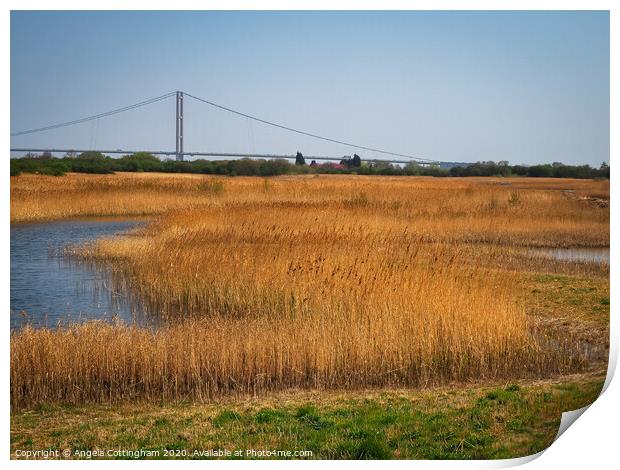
[10,173,609,408]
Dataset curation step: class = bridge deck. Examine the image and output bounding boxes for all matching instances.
[9,148,434,166]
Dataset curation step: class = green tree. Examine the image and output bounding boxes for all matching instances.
[118,152,163,172]
[295,152,306,165]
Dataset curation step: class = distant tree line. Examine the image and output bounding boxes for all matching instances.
[10,151,610,179]
[10,152,293,177]
[446,160,610,179]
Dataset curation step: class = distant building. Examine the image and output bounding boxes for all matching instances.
[321,162,346,170]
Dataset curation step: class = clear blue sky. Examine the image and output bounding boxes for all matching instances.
[10,11,609,165]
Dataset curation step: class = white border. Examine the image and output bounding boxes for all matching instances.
[3,2,616,468]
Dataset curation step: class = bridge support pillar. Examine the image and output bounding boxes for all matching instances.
[175,91,184,161]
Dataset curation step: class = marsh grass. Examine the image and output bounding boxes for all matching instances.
[198,179,226,196]
[10,374,605,459]
[10,173,609,249]
[10,174,608,408]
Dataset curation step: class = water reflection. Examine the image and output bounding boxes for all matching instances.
[10,220,152,329]
[528,247,609,265]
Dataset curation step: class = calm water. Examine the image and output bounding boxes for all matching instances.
[10,220,146,329]
[11,219,609,330]
[528,247,610,265]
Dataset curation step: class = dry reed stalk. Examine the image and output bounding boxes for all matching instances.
[11,173,609,249]
[10,173,606,408]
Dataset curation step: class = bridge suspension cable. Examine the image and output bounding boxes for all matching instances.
[183,91,437,163]
[11,89,437,163]
[10,92,176,137]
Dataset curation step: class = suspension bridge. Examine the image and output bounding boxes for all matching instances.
[10,91,438,166]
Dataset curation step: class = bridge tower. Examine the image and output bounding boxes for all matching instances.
[175,91,184,161]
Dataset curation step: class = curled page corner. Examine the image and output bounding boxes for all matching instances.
[601,353,616,395]
[490,404,594,469]
[506,365,614,467]
[493,405,594,468]
[552,351,616,443]
[554,405,591,443]
[498,450,545,468]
